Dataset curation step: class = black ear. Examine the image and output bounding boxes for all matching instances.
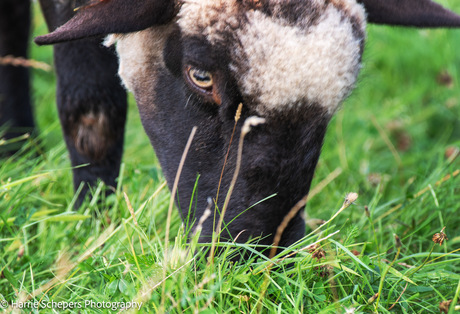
[359,0,460,27]
[35,0,176,45]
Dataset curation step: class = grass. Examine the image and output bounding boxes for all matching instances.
[1,2,460,313]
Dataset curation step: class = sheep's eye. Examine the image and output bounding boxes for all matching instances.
[186,66,213,91]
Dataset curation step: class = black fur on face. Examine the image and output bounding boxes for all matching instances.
[125,27,331,254]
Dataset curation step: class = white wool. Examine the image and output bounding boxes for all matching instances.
[114,26,173,94]
[178,0,365,115]
[112,0,366,116]
[232,5,365,115]
[178,0,240,43]
[331,0,366,24]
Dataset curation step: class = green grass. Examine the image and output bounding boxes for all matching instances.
[1,2,460,313]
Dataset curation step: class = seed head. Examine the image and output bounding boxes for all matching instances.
[307,244,326,260]
[364,205,370,217]
[235,103,243,122]
[439,300,452,314]
[367,293,379,305]
[343,192,358,208]
[432,227,448,246]
[312,248,326,261]
[394,234,402,248]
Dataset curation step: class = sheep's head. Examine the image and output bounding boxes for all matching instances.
[36,0,460,252]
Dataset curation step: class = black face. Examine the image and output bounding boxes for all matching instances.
[130,28,331,254]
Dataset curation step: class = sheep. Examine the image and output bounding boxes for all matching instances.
[2,0,460,254]
[1,0,128,204]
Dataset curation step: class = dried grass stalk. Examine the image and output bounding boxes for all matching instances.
[0,55,51,71]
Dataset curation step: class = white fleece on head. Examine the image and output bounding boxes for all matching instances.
[179,0,241,43]
[233,4,365,115]
[178,0,365,115]
[112,0,366,116]
[113,25,174,94]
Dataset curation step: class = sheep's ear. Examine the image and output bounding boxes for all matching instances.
[359,0,460,27]
[35,0,176,45]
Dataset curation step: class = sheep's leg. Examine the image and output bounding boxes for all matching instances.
[0,0,34,154]
[39,0,128,207]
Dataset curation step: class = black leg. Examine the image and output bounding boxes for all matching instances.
[39,0,128,207]
[0,0,34,154]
